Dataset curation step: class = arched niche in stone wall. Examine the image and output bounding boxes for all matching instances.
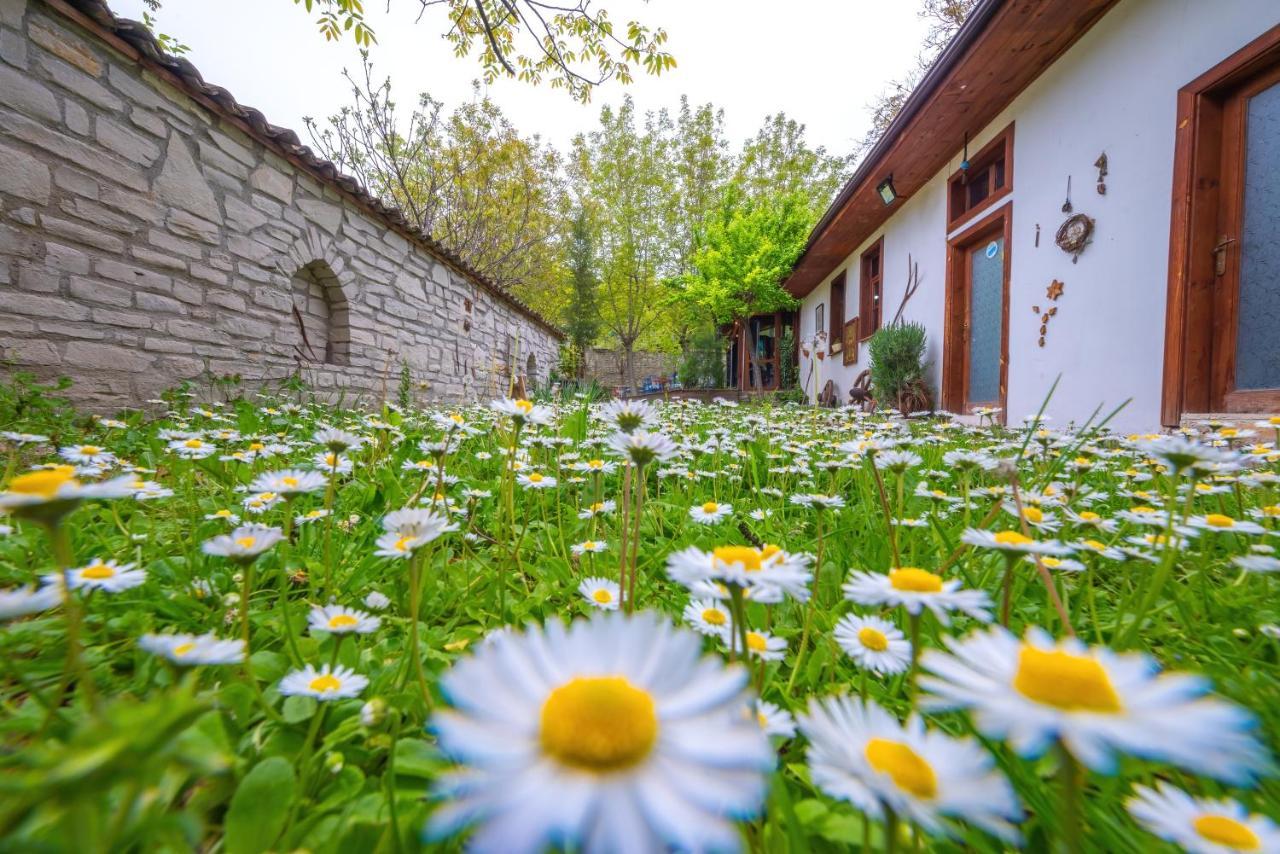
[277,229,359,368]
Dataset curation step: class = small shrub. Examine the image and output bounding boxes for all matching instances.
[868,321,932,413]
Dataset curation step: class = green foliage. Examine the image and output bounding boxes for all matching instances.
[780,326,798,390]
[397,359,412,409]
[868,321,932,412]
[555,341,584,381]
[564,208,601,359]
[676,326,726,389]
[680,182,810,326]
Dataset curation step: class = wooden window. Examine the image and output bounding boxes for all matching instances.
[858,237,883,341]
[813,303,825,346]
[829,270,846,350]
[947,124,1014,229]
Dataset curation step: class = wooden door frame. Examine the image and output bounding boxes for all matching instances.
[943,201,1013,421]
[1161,24,1280,425]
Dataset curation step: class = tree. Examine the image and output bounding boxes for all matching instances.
[306,60,569,319]
[569,97,673,390]
[736,113,850,206]
[564,207,600,373]
[288,0,674,102]
[854,0,977,160]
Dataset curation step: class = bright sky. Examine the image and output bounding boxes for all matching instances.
[111,0,931,156]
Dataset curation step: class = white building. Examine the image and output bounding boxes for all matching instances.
[785,0,1280,431]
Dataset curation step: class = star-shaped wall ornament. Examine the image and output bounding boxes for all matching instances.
[1046,279,1065,301]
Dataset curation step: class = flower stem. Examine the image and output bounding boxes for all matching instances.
[1058,742,1085,854]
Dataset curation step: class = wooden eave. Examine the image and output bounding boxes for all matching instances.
[784,0,1119,298]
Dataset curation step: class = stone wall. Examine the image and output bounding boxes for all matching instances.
[583,347,679,390]
[0,0,562,411]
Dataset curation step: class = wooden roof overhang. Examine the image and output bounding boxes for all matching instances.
[784,0,1119,299]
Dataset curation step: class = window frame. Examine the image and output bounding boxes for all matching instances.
[858,236,884,342]
[947,123,1015,231]
[828,270,847,353]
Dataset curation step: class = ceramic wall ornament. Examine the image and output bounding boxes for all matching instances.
[1031,280,1065,347]
[1095,152,1108,195]
[1056,213,1094,263]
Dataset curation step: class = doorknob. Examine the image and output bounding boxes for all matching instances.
[1213,237,1236,277]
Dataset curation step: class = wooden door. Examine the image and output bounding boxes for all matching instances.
[1212,63,1280,411]
[944,204,1012,418]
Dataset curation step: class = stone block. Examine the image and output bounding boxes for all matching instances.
[297,197,342,234]
[95,117,161,165]
[168,319,229,345]
[249,165,292,204]
[143,337,193,354]
[197,139,249,179]
[53,166,98,199]
[0,62,59,121]
[1,28,28,69]
[43,241,90,274]
[128,107,166,139]
[38,319,104,339]
[171,280,203,305]
[69,276,132,307]
[166,209,221,244]
[91,307,153,328]
[189,263,227,285]
[154,132,221,222]
[1,112,147,191]
[15,263,58,293]
[41,215,124,253]
[59,198,137,234]
[0,338,61,366]
[28,21,100,76]
[0,0,25,30]
[147,229,204,260]
[98,185,164,224]
[206,290,245,312]
[224,196,269,231]
[130,246,186,271]
[0,141,50,203]
[62,98,89,135]
[0,290,89,320]
[35,53,120,110]
[64,341,154,372]
[135,291,183,314]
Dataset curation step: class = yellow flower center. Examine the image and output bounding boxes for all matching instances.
[528,473,544,483]
[583,541,596,550]
[858,626,889,651]
[1220,428,1239,437]
[249,442,265,451]
[702,608,726,626]
[80,445,101,455]
[394,535,414,552]
[1261,505,1280,517]
[1074,457,1091,465]
[8,467,78,499]
[1078,511,1100,522]
[215,510,232,517]
[309,674,343,693]
[235,536,257,549]
[1205,513,1235,528]
[1042,557,1063,568]
[1012,646,1122,713]
[328,615,359,629]
[449,413,464,423]
[1083,539,1106,551]
[1193,815,1259,849]
[746,632,768,652]
[588,459,604,469]
[888,568,943,593]
[590,502,604,512]
[1131,505,1156,514]
[282,476,299,488]
[592,589,613,604]
[81,563,115,579]
[184,439,202,449]
[863,738,937,799]
[173,642,195,657]
[702,501,720,513]
[994,531,1033,546]
[515,399,533,413]
[259,492,277,502]
[1023,506,1044,523]
[713,546,763,572]
[540,676,658,771]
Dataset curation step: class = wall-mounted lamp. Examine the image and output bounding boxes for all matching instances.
[876,175,897,206]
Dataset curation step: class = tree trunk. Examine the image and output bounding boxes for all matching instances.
[622,342,637,394]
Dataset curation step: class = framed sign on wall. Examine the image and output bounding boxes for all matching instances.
[842,317,860,366]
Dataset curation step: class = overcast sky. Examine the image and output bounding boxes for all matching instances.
[111,0,931,157]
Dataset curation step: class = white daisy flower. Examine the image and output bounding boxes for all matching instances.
[249,469,328,496]
[740,628,787,661]
[517,471,557,489]
[279,663,368,701]
[1187,513,1266,535]
[201,524,284,561]
[682,598,731,637]
[364,591,392,610]
[874,450,923,473]
[1127,781,1280,854]
[308,604,381,635]
[427,611,773,852]
[60,443,116,466]
[577,500,617,519]
[312,451,354,475]
[833,614,912,674]
[689,500,732,525]
[1232,554,1280,573]
[799,695,1022,843]
[376,508,458,557]
[843,568,991,625]
[313,426,365,452]
[169,437,218,459]
[54,559,146,593]
[294,508,332,526]
[607,429,678,467]
[0,467,136,522]
[570,540,607,556]
[960,528,1075,556]
[1139,437,1237,473]
[667,545,812,603]
[598,398,659,433]
[748,508,773,521]
[0,584,62,620]
[754,700,796,739]
[789,493,846,510]
[578,577,620,610]
[491,397,554,427]
[920,626,1273,782]
[577,458,619,475]
[1030,555,1086,572]
[241,491,283,513]
[139,632,244,665]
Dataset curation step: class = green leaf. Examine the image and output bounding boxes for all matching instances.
[282,695,318,724]
[393,737,444,778]
[224,756,297,854]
